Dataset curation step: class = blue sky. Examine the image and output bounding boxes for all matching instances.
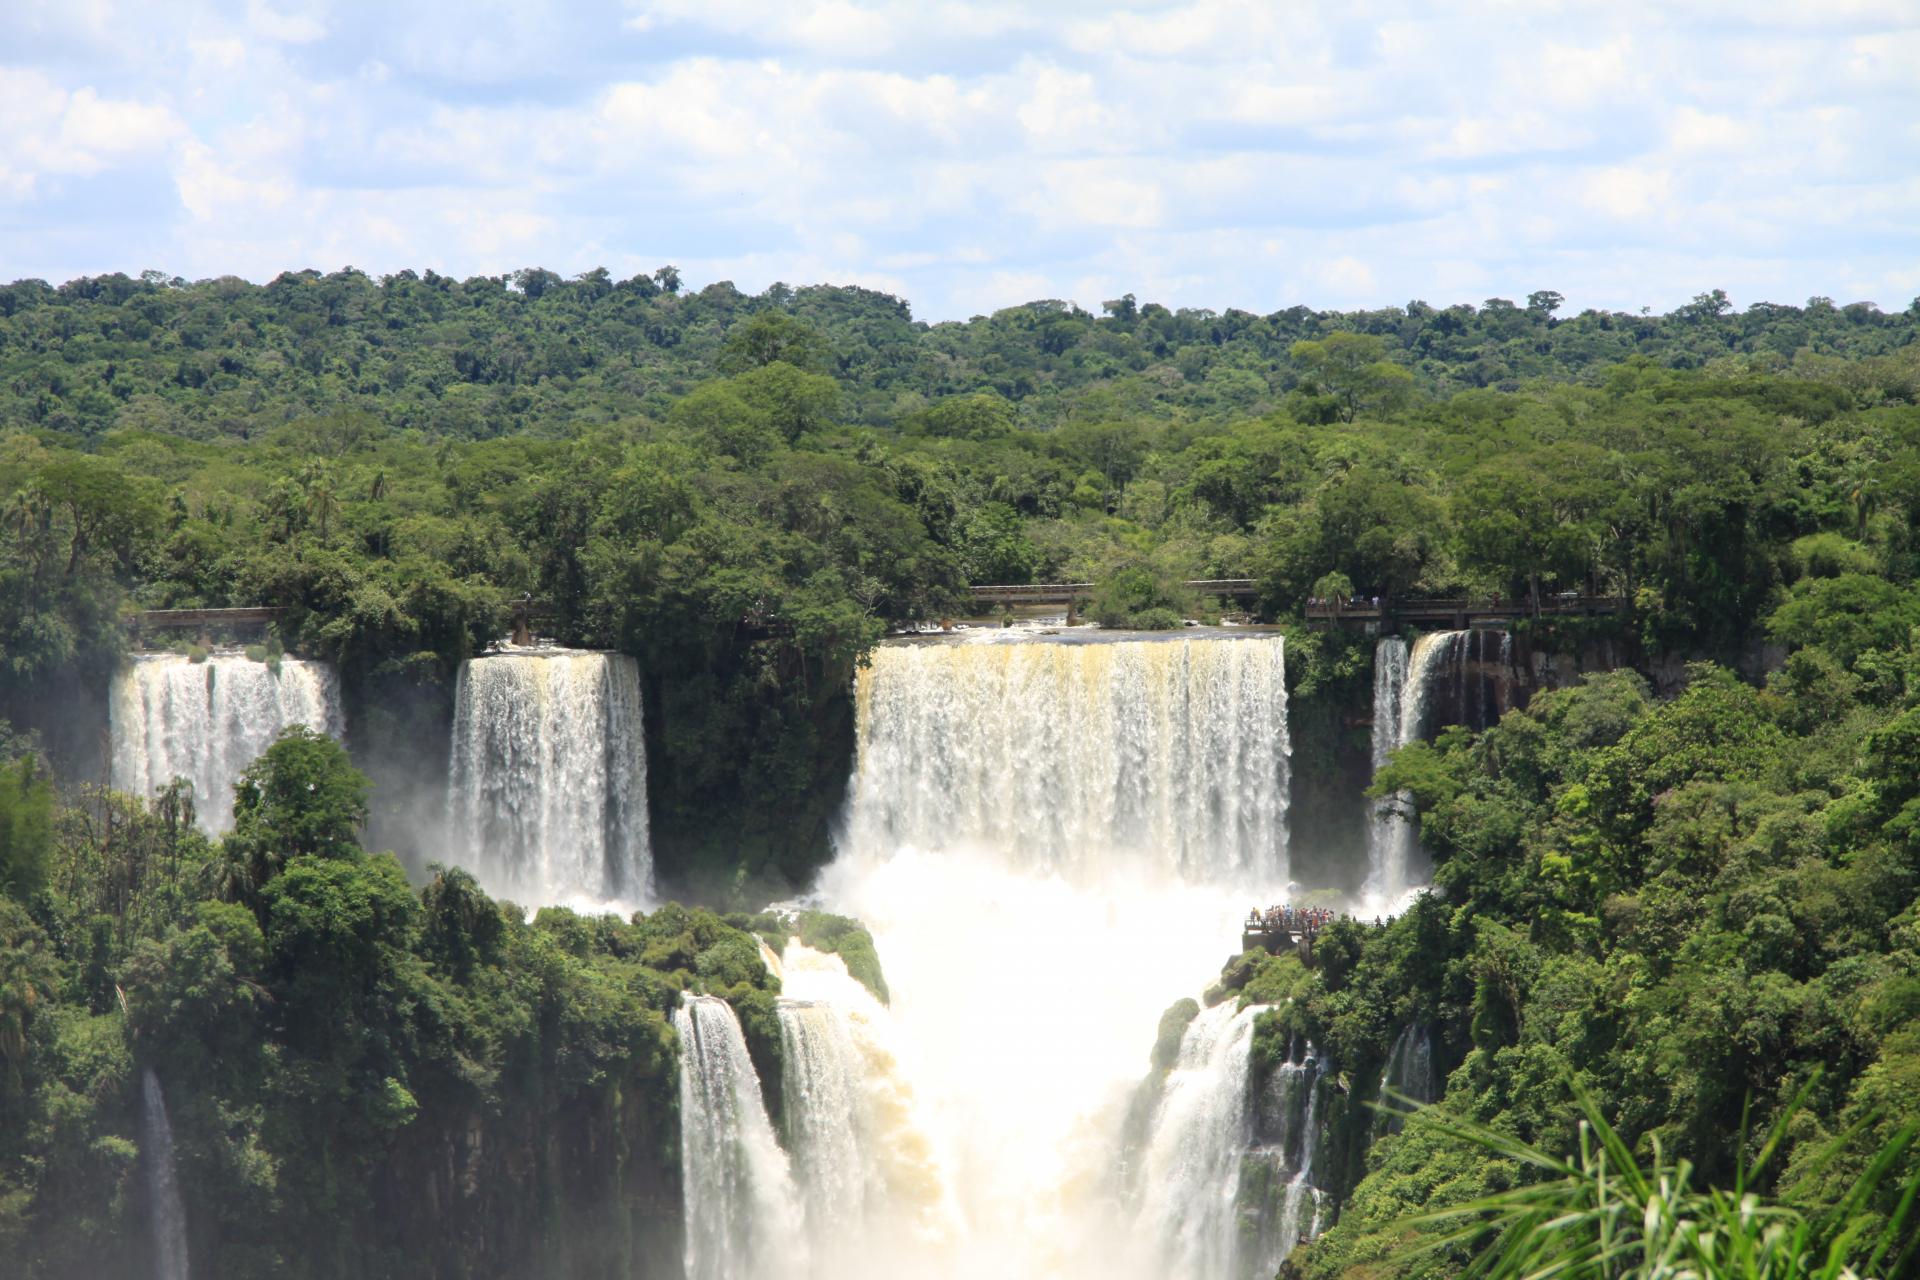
[2,0,1916,320]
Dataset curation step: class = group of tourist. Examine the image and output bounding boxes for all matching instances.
[1248,904,1338,936]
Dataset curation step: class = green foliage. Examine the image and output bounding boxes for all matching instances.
[1404,1081,1919,1280]
[1768,575,1920,665]
[226,727,370,900]
[3,745,783,1279]
[1088,563,1191,629]
[793,910,889,1004]
[0,757,53,902]
[1289,331,1416,423]
[1152,997,1201,1072]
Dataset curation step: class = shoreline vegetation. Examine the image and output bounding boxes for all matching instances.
[4,274,1920,1276]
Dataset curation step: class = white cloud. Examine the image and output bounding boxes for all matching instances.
[1668,107,1749,152]
[1581,165,1673,219]
[245,0,325,44]
[0,0,1915,318]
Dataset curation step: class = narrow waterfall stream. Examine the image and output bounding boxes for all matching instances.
[110,653,343,833]
[141,1068,190,1280]
[1363,637,1413,906]
[1377,1023,1439,1135]
[446,649,650,907]
[1365,628,1516,910]
[675,994,807,1280]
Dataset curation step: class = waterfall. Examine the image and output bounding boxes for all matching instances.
[1399,631,1459,747]
[446,650,650,907]
[846,635,1290,883]
[1241,1047,1332,1276]
[1366,629,1515,907]
[140,1069,190,1280]
[775,941,955,1271]
[1133,1001,1266,1280]
[807,630,1300,1278]
[110,653,344,834]
[1377,1023,1438,1135]
[1402,629,1514,742]
[779,1000,870,1238]
[1277,1054,1327,1250]
[1363,638,1413,904]
[676,994,808,1280]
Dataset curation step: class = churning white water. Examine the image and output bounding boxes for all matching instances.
[776,942,956,1273]
[110,653,344,833]
[845,636,1290,882]
[769,632,1303,1280]
[446,650,650,907]
[676,994,808,1280]
[141,1068,190,1280]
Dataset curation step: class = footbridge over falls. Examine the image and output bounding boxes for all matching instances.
[1304,595,1627,629]
[966,579,1259,606]
[130,607,287,644]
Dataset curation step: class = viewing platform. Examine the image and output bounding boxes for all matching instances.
[1303,595,1627,629]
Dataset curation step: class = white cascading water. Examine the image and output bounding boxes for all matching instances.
[1362,637,1413,906]
[1377,1022,1439,1135]
[110,653,344,834]
[779,999,868,1239]
[845,636,1290,881]
[445,650,650,908]
[775,942,957,1273]
[1277,1052,1328,1250]
[676,994,808,1280]
[1399,631,1460,749]
[1133,1001,1268,1280]
[787,631,1300,1279]
[141,1068,190,1280]
[1359,630,1460,910]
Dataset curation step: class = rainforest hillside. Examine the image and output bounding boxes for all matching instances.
[3,274,1920,1277]
[5,274,1920,885]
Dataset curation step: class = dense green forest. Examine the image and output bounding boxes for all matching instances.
[4,270,1920,1276]
[8,270,1920,879]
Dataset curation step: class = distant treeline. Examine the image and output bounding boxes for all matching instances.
[5,268,1918,440]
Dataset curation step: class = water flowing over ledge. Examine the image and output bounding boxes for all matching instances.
[110,653,343,834]
[446,649,651,908]
[846,635,1290,884]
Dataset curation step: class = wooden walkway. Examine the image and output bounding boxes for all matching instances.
[1304,595,1627,628]
[131,607,285,634]
[967,579,1258,606]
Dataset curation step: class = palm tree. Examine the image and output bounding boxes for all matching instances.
[301,463,338,545]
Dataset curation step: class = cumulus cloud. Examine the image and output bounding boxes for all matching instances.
[0,0,1915,316]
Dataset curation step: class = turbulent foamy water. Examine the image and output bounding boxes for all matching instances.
[446,649,650,907]
[846,636,1290,882]
[110,653,344,833]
